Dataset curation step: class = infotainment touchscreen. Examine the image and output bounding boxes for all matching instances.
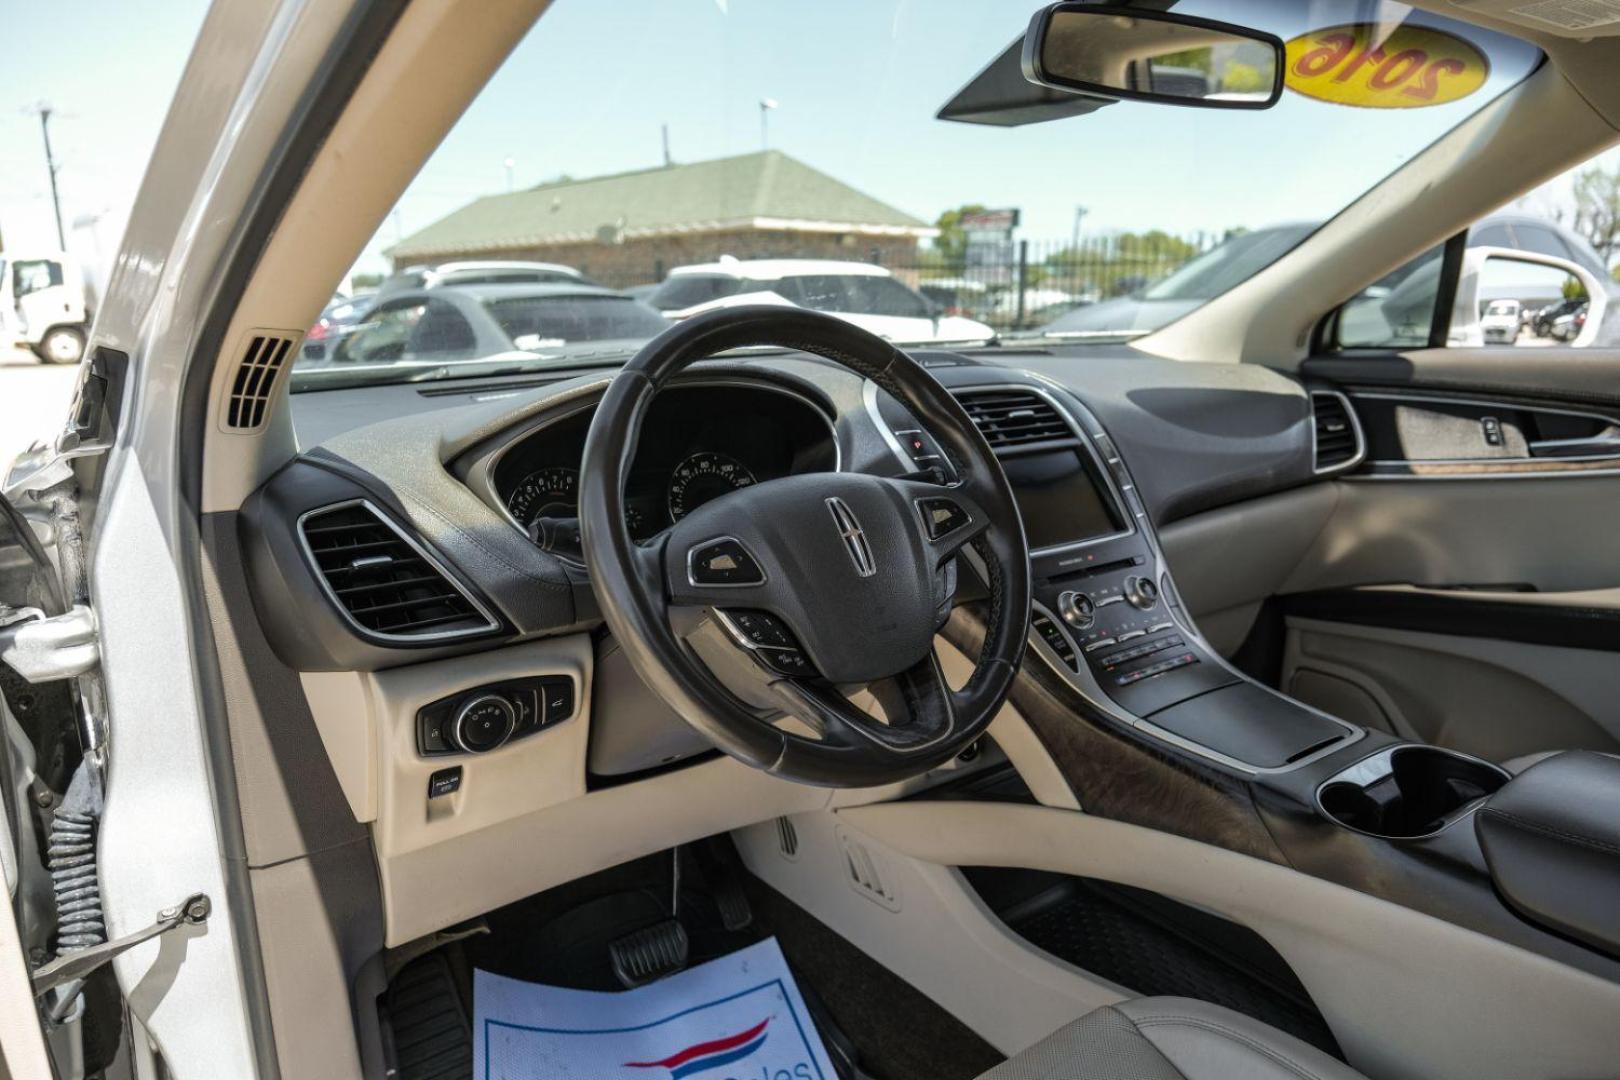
[1000,449,1125,551]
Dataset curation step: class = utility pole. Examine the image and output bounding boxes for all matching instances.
[759,99,778,151]
[34,102,67,250]
[661,124,672,167]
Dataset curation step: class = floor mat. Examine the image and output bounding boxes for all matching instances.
[745,876,1005,1080]
[473,938,837,1079]
[965,868,1341,1057]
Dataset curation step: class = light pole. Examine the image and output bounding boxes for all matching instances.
[1070,205,1089,292]
[759,99,778,150]
[34,102,67,250]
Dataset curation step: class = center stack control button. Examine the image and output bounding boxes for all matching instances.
[1057,591,1095,629]
[1124,575,1160,611]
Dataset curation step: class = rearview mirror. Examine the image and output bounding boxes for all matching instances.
[1022,3,1284,110]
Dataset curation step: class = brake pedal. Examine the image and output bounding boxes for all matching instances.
[610,920,690,988]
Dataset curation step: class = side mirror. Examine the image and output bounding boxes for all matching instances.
[1022,2,1284,110]
[1448,248,1607,349]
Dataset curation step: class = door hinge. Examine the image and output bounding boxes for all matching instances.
[32,894,210,998]
[0,603,97,683]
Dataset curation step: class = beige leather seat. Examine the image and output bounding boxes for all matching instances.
[978,998,1367,1080]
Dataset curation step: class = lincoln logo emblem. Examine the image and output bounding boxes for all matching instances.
[826,497,876,578]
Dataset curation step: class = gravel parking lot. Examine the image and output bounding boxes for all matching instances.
[0,348,80,471]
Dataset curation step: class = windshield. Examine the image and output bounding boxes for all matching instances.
[292,0,1540,389]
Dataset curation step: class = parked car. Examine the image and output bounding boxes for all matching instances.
[326,283,671,364]
[300,290,377,360]
[373,260,600,302]
[1481,299,1523,344]
[0,251,92,364]
[1550,305,1588,342]
[1533,297,1588,338]
[1041,212,1620,342]
[1037,223,1318,338]
[648,258,997,346]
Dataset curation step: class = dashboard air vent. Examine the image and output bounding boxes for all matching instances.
[1311,391,1364,474]
[224,332,297,431]
[952,388,1071,449]
[299,501,497,641]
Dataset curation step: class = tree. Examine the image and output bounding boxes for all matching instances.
[932,203,988,269]
[1571,162,1620,268]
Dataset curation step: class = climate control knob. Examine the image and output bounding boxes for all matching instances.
[1124,575,1160,611]
[1057,590,1095,629]
[450,693,517,754]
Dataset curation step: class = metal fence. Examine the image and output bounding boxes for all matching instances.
[881,234,1221,330]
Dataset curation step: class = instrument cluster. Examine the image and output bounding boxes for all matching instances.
[491,383,838,545]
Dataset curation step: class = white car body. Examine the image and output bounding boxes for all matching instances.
[660,259,997,346]
[1480,299,1522,344]
[0,251,91,363]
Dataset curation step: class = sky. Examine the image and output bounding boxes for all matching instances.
[0,0,1613,288]
[0,0,212,281]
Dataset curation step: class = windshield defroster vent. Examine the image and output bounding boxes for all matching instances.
[224,332,298,431]
[1310,391,1365,474]
[298,501,499,642]
[952,388,1072,449]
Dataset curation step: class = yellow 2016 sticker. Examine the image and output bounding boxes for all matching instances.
[1284,24,1489,108]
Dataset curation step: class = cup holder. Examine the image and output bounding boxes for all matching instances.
[1317,744,1510,840]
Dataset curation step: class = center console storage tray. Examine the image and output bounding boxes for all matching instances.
[1142,682,1352,769]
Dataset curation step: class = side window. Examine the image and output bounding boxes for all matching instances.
[646,275,739,311]
[13,260,64,297]
[336,300,426,363]
[781,275,856,313]
[408,299,477,356]
[846,276,932,318]
[1335,222,1613,351]
[1335,244,1445,350]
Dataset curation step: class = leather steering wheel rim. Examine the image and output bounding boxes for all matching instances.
[579,305,1030,786]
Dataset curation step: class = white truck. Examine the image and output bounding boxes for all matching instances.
[0,251,91,364]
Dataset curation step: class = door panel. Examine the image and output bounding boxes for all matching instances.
[1282,613,1620,761]
[1286,349,1620,762]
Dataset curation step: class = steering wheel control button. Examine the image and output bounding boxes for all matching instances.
[917,497,971,541]
[1124,575,1160,610]
[427,766,463,800]
[1057,590,1095,629]
[759,647,818,678]
[723,609,795,649]
[688,538,766,587]
[452,694,517,754]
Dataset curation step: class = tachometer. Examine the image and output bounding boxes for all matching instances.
[667,452,757,521]
[506,466,579,527]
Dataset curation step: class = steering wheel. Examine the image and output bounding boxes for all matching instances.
[579,306,1031,786]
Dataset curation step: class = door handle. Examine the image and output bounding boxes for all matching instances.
[1528,432,1620,459]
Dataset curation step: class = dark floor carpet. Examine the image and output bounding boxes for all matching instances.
[744,874,1005,1080]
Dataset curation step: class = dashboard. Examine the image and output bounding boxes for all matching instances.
[487,383,839,545]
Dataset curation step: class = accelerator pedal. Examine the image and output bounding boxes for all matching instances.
[609,919,690,988]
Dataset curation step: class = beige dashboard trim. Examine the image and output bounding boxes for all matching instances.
[837,801,1620,1080]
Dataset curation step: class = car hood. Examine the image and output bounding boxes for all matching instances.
[1039,296,1202,338]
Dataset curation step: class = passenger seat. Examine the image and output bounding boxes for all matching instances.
[978,997,1365,1080]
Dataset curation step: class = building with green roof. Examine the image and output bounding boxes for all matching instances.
[386,150,937,286]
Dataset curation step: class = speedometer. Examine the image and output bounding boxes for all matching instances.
[506,466,579,527]
[667,452,756,521]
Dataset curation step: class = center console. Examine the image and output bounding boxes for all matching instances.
[873,368,1620,984]
[871,378,1360,775]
